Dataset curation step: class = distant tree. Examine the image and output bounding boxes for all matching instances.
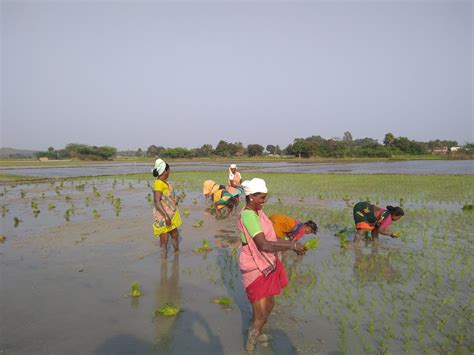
[215,140,230,156]
[193,144,213,157]
[275,145,282,155]
[247,144,264,157]
[266,144,276,154]
[383,133,396,147]
[48,146,55,152]
[64,144,116,160]
[283,144,293,156]
[161,147,192,158]
[229,142,245,156]
[343,131,353,143]
[136,148,143,157]
[292,139,308,158]
[146,145,165,157]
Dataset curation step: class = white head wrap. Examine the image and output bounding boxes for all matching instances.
[241,178,268,196]
[152,158,167,176]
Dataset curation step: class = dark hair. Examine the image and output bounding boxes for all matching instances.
[152,163,170,177]
[304,220,318,234]
[386,206,404,217]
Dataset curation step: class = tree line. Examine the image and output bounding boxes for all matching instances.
[36,133,472,160]
[35,144,117,160]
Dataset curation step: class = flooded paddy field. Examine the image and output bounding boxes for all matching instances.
[1,172,473,354]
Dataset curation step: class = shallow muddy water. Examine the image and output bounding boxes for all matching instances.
[1,178,472,354]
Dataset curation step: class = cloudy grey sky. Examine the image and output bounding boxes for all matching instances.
[1,0,472,151]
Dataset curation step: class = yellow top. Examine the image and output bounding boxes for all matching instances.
[154,179,170,195]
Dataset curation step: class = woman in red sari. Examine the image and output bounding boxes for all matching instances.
[237,178,306,352]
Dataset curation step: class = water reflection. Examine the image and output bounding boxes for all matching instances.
[154,255,181,352]
[1,160,471,177]
[353,242,400,283]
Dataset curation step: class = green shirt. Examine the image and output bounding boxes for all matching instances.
[240,210,262,243]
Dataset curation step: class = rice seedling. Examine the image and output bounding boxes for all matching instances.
[41,192,45,199]
[304,239,319,250]
[211,296,232,306]
[0,235,5,243]
[92,209,100,219]
[193,219,204,228]
[48,203,56,210]
[192,198,197,205]
[128,182,134,189]
[64,208,73,222]
[155,303,181,317]
[19,190,25,198]
[64,195,72,202]
[13,217,22,227]
[129,282,142,297]
[183,208,190,217]
[1,205,9,217]
[114,198,122,216]
[146,193,152,204]
[193,239,212,253]
[55,186,61,196]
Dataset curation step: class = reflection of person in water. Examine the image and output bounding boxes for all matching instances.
[154,256,181,352]
[353,242,400,283]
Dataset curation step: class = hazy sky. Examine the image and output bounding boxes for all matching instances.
[1,0,472,151]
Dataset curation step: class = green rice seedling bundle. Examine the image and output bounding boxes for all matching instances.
[156,303,181,316]
[193,219,204,228]
[304,239,320,250]
[129,282,142,297]
[211,296,232,306]
[193,239,212,253]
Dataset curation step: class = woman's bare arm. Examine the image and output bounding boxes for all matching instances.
[253,233,306,254]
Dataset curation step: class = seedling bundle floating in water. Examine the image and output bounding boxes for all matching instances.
[193,239,213,253]
[193,219,204,228]
[129,282,142,297]
[211,296,232,306]
[155,303,181,317]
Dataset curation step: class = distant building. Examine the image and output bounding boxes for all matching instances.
[450,146,462,152]
[431,146,448,154]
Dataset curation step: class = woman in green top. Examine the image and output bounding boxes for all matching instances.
[237,178,307,352]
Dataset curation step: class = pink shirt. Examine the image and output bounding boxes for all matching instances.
[379,213,393,229]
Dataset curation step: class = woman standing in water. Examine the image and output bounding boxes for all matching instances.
[226,163,242,195]
[237,178,306,352]
[152,159,182,259]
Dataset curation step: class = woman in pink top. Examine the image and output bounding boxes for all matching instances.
[237,178,306,352]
